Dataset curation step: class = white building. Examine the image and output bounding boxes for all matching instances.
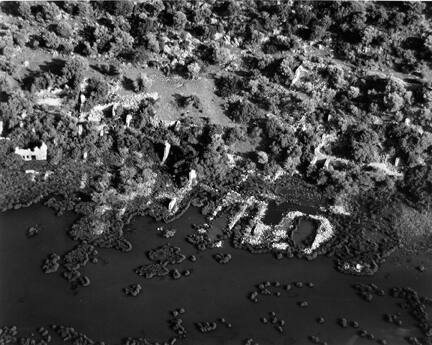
[15,142,48,161]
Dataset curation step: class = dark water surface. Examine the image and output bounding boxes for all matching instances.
[1,205,431,345]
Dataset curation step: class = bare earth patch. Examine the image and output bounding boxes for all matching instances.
[394,204,432,252]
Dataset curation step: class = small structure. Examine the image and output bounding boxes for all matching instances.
[161,140,171,165]
[125,114,133,128]
[15,142,48,161]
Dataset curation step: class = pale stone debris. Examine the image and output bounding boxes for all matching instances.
[368,161,403,177]
[226,153,236,168]
[35,88,63,107]
[342,262,365,274]
[43,171,53,180]
[208,191,242,221]
[92,219,107,236]
[238,205,335,254]
[242,200,271,245]
[272,242,289,250]
[25,169,40,182]
[243,221,271,246]
[80,173,88,189]
[329,204,351,216]
[311,133,404,177]
[214,241,223,248]
[291,64,306,86]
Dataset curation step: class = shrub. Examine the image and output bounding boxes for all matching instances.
[226,99,259,124]
[103,0,134,17]
[213,1,237,17]
[82,77,109,111]
[172,11,187,30]
[39,30,59,49]
[53,22,73,38]
[215,74,244,98]
[131,73,152,93]
[386,124,431,166]
[12,32,28,47]
[16,1,32,19]
[61,57,89,90]
[110,28,134,57]
[402,165,432,208]
[344,125,381,163]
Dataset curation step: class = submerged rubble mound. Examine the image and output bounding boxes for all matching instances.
[147,244,186,265]
[134,262,169,279]
[41,253,61,274]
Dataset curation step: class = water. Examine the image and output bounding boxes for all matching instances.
[292,219,316,248]
[0,205,431,344]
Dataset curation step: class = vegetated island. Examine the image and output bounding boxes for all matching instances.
[1,1,432,287]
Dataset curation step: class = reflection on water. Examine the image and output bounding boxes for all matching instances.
[0,205,430,345]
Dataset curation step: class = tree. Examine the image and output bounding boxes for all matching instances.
[103,0,134,17]
[61,57,89,90]
[402,165,432,209]
[386,124,432,167]
[39,30,59,49]
[81,77,109,112]
[15,2,32,19]
[344,125,381,163]
[172,10,187,30]
[53,22,72,38]
[215,74,244,98]
[226,99,259,124]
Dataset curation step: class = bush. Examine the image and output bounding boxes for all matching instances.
[61,57,89,90]
[96,63,121,77]
[27,72,56,93]
[344,125,381,163]
[32,3,60,22]
[110,28,134,57]
[58,40,74,54]
[213,1,237,17]
[226,99,259,124]
[82,77,109,111]
[402,165,432,208]
[172,11,187,30]
[215,74,244,98]
[39,30,59,49]
[12,32,28,47]
[53,22,73,38]
[130,73,152,93]
[103,0,134,17]
[386,124,431,166]
[16,1,32,19]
